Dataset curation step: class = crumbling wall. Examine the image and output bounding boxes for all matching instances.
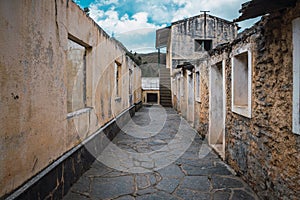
[0,0,141,197]
[195,59,210,137]
[169,15,237,131]
[214,5,300,199]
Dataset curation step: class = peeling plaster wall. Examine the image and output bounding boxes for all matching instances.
[0,0,141,197]
[208,4,300,199]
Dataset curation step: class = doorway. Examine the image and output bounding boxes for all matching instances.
[147,93,158,103]
[187,72,194,125]
[209,61,226,159]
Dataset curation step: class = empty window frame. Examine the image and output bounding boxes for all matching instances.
[195,39,212,52]
[195,71,200,102]
[293,18,300,135]
[67,39,87,112]
[231,50,252,118]
[115,61,122,97]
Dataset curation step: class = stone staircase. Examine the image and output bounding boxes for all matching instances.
[159,68,172,107]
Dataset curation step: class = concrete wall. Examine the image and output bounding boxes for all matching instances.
[171,15,237,61]
[0,0,141,197]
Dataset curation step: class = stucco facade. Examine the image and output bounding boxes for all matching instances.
[0,0,141,198]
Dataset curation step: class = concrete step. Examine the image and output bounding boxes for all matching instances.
[160,96,171,98]
[160,92,171,95]
[159,68,172,108]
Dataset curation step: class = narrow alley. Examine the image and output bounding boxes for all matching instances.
[1,0,300,199]
[63,105,258,200]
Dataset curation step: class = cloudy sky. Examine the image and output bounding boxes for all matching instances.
[75,0,259,53]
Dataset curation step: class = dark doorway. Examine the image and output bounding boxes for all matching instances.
[147,93,158,103]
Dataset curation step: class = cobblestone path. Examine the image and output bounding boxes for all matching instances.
[64,105,259,200]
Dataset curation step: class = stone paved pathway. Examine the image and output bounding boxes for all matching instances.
[63,105,259,200]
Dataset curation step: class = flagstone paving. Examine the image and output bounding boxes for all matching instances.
[63,105,259,200]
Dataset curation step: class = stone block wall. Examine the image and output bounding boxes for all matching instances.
[195,59,210,138]
[0,0,141,198]
[208,4,300,199]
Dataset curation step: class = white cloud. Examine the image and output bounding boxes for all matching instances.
[86,0,258,53]
[89,4,163,36]
[171,0,244,22]
[92,0,119,6]
[89,4,105,21]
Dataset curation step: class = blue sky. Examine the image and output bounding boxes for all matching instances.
[75,0,259,53]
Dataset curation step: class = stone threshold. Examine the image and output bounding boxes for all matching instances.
[3,102,142,200]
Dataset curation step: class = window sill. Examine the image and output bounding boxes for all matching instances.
[195,97,200,103]
[67,107,92,119]
[232,105,251,118]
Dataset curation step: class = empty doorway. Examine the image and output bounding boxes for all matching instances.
[209,61,225,159]
[147,93,158,103]
[187,72,194,125]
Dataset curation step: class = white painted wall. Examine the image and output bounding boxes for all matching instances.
[142,77,159,90]
[187,71,195,124]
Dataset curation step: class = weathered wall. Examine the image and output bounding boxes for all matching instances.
[207,4,300,199]
[169,15,237,132]
[194,59,209,137]
[171,15,237,61]
[0,0,141,197]
[134,66,142,105]
[170,58,210,137]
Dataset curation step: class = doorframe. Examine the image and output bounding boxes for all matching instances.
[209,59,226,159]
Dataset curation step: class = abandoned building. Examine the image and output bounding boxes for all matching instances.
[0,0,142,199]
[1,0,300,199]
[156,13,238,135]
[156,0,300,199]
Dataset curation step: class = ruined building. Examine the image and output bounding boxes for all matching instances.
[156,13,238,140]
[0,0,142,199]
[1,0,300,199]
[157,0,300,199]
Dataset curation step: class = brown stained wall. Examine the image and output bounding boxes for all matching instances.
[0,0,141,197]
[207,4,300,199]
[195,60,209,137]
